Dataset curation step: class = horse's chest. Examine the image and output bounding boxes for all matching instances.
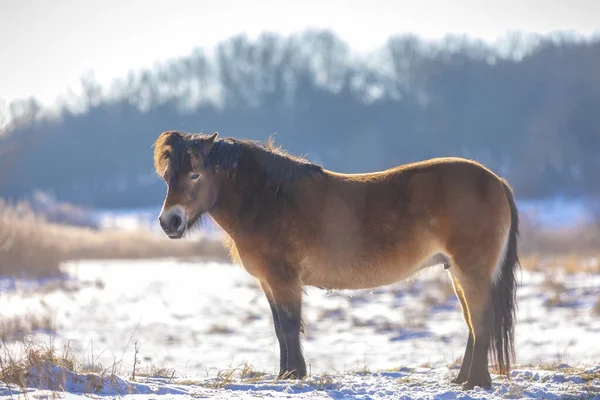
[238,257,270,280]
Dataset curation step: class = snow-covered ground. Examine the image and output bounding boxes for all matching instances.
[3,362,600,399]
[1,258,600,399]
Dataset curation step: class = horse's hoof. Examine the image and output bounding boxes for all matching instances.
[451,375,467,385]
[277,369,306,380]
[461,376,492,390]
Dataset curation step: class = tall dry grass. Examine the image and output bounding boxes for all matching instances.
[519,213,600,273]
[0,199,229,278]
[0,199,63,277]
[521,221,600,257]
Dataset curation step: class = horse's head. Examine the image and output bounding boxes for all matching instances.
[153,130,219,239]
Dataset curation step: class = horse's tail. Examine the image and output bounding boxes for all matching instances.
[490,179,520,376]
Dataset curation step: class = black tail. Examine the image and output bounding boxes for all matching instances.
[490,179,520,376]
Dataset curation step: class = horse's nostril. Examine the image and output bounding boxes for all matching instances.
[171,215,182,230]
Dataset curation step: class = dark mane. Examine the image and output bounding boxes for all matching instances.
[154,130,325,197]
[209,136,324,194]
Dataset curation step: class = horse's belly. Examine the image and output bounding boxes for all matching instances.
[299,244,449,290]
[300,256,424,290]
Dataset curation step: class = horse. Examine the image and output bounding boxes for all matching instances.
[152,130,520,390]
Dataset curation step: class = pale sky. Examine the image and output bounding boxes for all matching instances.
[0,0,599,109]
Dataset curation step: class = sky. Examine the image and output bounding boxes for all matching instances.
[0,0,599,110]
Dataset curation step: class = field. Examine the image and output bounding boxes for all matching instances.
[1,200,600,399]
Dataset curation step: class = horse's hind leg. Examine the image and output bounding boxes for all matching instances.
[449,275,474,385]
[261,271,307,379]
[260,281,287,376]
[449,256,496,390]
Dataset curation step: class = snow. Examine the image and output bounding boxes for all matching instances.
[1,258,600,399]
[3,364,599,399]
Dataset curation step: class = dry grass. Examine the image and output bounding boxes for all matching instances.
[0,312,55,342]
[521,218,600,259]
[52,221,229,264]
[519,216,600,274]
[206,324,234,335]
[0,339,77,389]
[0,199,63,277]
[521,252,600,276]
[541,269,569,308]
[0,337,142,395]
[0,198,230,278]
[199,363,269,389]
[133,364,176,381]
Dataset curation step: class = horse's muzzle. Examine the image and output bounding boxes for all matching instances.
[158,207,187,239]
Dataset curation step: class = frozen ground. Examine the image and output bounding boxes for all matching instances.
[2,363,600,399]
[1,258,600,398]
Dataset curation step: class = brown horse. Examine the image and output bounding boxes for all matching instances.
[153,130,520,390]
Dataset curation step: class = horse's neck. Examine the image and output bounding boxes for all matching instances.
[208,172,250,237]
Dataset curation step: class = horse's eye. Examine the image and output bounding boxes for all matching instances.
[189,173,200,181]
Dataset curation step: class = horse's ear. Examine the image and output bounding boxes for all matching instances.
[203,132,218,156]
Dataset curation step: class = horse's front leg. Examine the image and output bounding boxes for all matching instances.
[261,272,306,379]
[260,281,287,376]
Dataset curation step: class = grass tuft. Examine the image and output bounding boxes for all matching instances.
[542,269,568,308]
[0,339,77,388]
[206,324,234,335]
[199,363,268,389]
[0,312,56,342]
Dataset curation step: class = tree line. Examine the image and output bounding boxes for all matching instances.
[1,30,599,208]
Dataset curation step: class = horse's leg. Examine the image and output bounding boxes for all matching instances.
[260,281,287,376]
[450,260,495,390]
[449,274,474,385]
[264,271,306,379]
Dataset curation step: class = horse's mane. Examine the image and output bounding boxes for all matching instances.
[209,136,324,194]
[154,130,324,195]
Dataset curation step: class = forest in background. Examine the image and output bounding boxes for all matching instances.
[1,29,599,209]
